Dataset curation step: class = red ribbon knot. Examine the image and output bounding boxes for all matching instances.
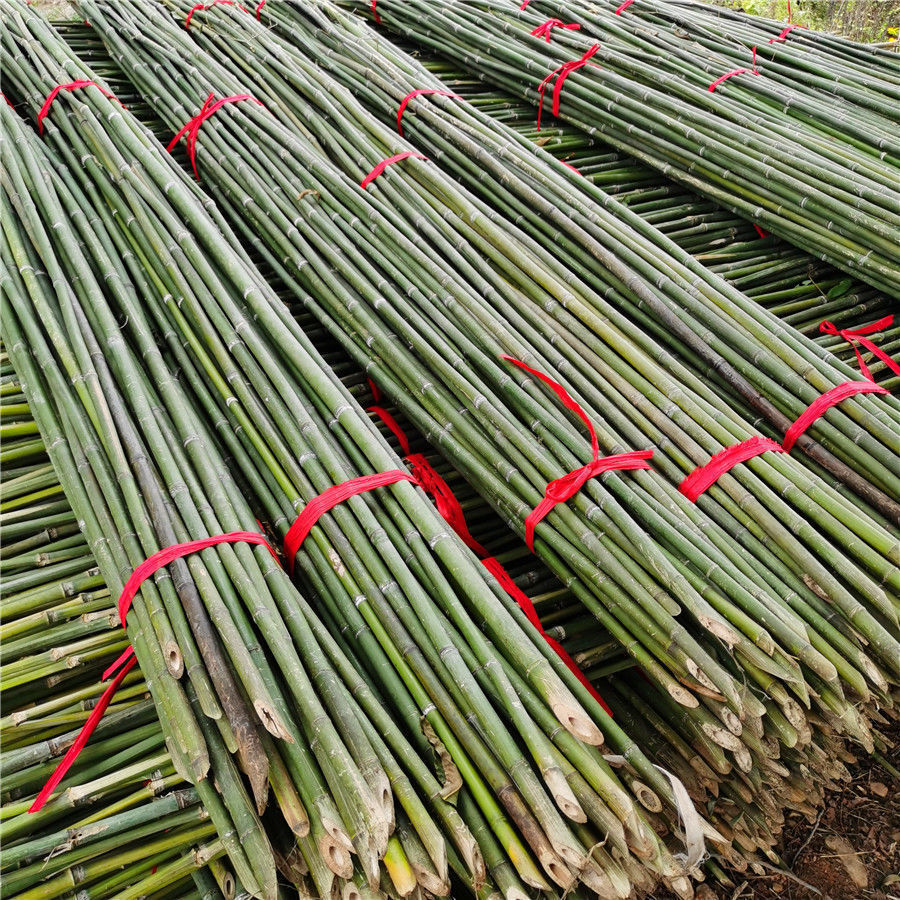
[819,316,899,383]
[537,43,601,130]
[37,81,122,135]
[503,355,653,550]
[530,19,582,42]
[185,0,248,29]
[167,92,263,179]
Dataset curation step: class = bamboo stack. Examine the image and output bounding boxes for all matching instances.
[0,355,225,900]
[69,0,900,853]
[3,7,694,896]
[359,0,900,300]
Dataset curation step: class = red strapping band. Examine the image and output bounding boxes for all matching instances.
[752,224,768,238]
[167,92,263,179]
[32,530,276,812]
[819,315,899,383]
[709,48,760,92]
[283,471,416,572]
[782,381,888,451]
[406,453,489,556]
[364,380,610,713]
[680,437,784,501]
[615,0,635,13]
[367,378,384,404]
[482,556,612,713]
[397,89,462,136]
[561,160,582,175]
[360,152,427,189]
[530,19,582,42]
[3,94,13,108]
[537,44,601,131]
[185,0,247,29]
[119,531,279,627]
[102,645,136,681]
[29,655,138,813]
[520,0,532,8]
[255,0,266,18]
[37,81,121,135]
[368,405,412,456]
[371,0,381,24]
[768,23,805,43]
[503,356,653,550]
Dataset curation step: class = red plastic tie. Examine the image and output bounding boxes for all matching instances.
[368,405,412,456]
[29,655,138,812]
[481,557,612,713]
[768,23,805,43]
[680,437,784,501]
[255,0,266,18]
[537,43,601,131]
[364,380,610,713]
[782,381,888,451]
[167,92,263,179]
[367,378,384,404]
[185,0,248,29]
[32,530,275,813]
[37,81,121,135]
[360,152,427,189]
[561,160,582,175]
[396,89,461,136]
[371,0,381,24]
[709,48,760,92]
[819,315,899,383]
[102,645,136,681]
[614,0,635,13]
[283,471,416,572]
[119,531,279,627]
[752,224,768,238]
[2,94,13,108]
[520,0,532,8]
[406,454,489,556]
[787,0,792,23]
[503,356,653,550]
[530,19,581,41]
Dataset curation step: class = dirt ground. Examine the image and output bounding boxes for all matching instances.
[667,719,900,900]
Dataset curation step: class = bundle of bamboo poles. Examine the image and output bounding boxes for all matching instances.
[403,56,899,391]
[1,363,226,900]
[358,0,900,301]
[60,0,899,859]
[3,7,697,897]
[253,0,900,515]
[3,0,898,895]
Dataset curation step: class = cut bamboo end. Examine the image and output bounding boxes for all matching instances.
[543,768,587,823]
[318,834,354,879]
[412,864,450,896]
[630,780,663,813]
[535,848,575,890]
[254,701,293,742]
[163,640,184,678]
[549,695,604,746]
[667,682,700,707]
